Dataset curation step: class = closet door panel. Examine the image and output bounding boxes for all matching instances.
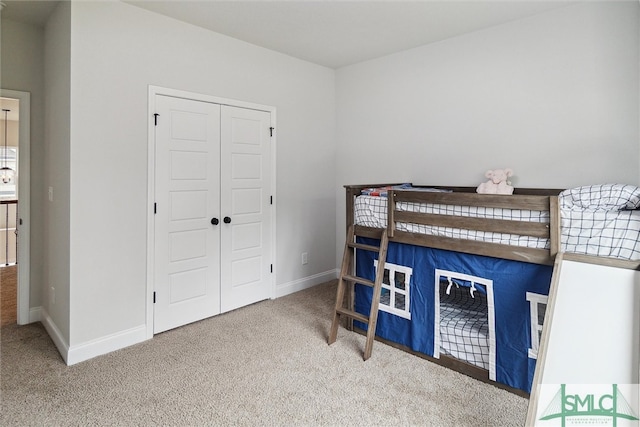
[220,106,272,313]
[153,95,221,333]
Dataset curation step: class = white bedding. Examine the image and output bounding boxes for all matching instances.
[354,193,640,260]
[439,282,490,371]
[355,195,550,249]
[560,210,640,260]
[440,303,490,371]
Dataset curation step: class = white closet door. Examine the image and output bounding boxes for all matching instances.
[220,105,272,313]
[154,95,221,333]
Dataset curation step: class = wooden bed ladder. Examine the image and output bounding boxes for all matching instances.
[328,225,389,361]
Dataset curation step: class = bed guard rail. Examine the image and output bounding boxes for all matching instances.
[346,184,562,265]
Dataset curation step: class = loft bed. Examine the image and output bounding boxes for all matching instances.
[344,183,640,396]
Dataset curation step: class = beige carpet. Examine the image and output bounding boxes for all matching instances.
[0,280,528,426]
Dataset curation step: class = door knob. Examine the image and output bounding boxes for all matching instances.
[223,216,232,224]
[211,218,219,225]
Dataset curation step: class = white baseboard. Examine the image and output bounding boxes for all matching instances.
[39,308,149,366]
[275,269,338,298]
[33,271,336,365]
[40,308,70,364]
[66,324,148,366]
[28,306,42,324]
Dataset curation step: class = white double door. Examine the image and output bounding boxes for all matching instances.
[154,94,272,334]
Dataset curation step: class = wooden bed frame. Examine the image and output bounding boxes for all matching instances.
[345,184,640,397]
[346,184,564,264]
[344,183,564,396]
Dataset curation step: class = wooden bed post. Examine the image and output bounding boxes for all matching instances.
[549,196,561,258]
[388,190,396,238]
[345,185,357,233]
[343,185,359,331]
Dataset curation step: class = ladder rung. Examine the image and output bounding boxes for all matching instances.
[348,241,381,253]
[342,274,375,287]
[336,308,369,324]
[328,226,389,360]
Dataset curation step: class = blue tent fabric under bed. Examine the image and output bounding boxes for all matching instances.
[354,238,552,393]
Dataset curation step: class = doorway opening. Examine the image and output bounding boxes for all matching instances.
[434,269,496,381]
[1,98,19,326]
[0,90,31,326]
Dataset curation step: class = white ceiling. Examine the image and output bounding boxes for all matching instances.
[124,0,576,68]
[2,0,580,69]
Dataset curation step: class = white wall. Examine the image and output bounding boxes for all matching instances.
[336,2,639,189]
[0,18,46,311]
[335,1,639,256]
[67,1,336,349]
[44,0,72,343]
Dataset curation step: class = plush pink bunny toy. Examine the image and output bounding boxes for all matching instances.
[476,168,514,195]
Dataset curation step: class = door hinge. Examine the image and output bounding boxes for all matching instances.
[270,196,273,205]
[270,264,273,273]
[269,127,274,137]
[153,292,156,304]
[154,203,157,214]
[154,113,160,126]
